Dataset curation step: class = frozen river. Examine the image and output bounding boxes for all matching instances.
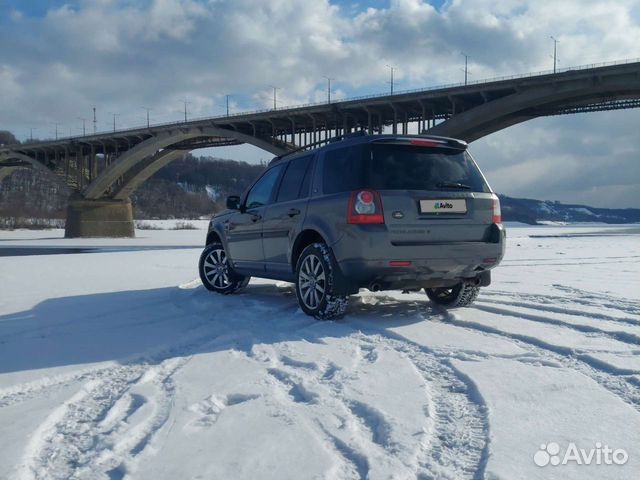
[1,223,638,479]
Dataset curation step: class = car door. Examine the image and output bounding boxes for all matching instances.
[262,154,315,276]
[225,164,284,272]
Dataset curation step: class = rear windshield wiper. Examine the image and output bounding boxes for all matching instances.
[436,181,472,190]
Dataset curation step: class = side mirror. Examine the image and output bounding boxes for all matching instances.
[226,195,241,210]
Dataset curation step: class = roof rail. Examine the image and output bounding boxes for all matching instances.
[270,131,471,164]
[272,129,368,162]
[328,130,367,143]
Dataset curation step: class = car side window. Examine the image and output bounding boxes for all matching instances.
[245,164,284,209]
[322,145,365,194]
[298,158,313,199]
[276,155,313,203]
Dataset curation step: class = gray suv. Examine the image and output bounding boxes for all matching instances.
[199,134,505,319]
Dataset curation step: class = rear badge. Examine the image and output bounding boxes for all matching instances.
[392,211,404,219]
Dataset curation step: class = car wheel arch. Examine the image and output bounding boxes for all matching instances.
[206,230,223,246]
[290,229,326,271]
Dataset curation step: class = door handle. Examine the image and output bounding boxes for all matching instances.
[287,208,301,217]
[246,209,261,222]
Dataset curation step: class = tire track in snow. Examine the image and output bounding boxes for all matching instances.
[352,330,490,480]
[16,365,147,480]
[0,365,116,409]
[185,393,260,432]
[256,351,371,479]
[476,289,640,354]
[16,358,186,480]
[15,279,636,478]
[260,324,490,480]
[345,399,394,451]
[482,288,640,318]
[440,312,640,412]
[552,284,640,312]
[349,288,640,476]
[254,339,425,478]
[476,295,640,327]
[472,303,640,345]
[15,314,242,480]
[316,424,370,480]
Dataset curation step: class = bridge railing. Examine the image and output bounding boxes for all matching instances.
[27,57,640,143]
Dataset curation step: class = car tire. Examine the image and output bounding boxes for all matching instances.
[199,243,250,294]
[425,282,480,308]
[295,243,349,320]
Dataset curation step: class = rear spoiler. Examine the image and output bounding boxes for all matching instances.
[270,133,467,165]
[371,136,468,150]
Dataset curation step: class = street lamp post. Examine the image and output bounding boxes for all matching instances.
[109,113,120,132]
[181,99,192,122]
[385,65,397,95]
[268,86,281,110]
[142,107,152,128]
[461,52,470,85]
[322,76,334,104]
[550,36,559,73]
[77,117,86,136]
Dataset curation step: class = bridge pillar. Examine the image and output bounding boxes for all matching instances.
[65,196,134,238]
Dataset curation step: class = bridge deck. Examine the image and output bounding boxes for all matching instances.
[2,59,639,157]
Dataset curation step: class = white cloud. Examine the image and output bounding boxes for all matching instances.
[472,109,640,208]
[146,0,208,40]
[9,9,23,22]
[0,0,638,206]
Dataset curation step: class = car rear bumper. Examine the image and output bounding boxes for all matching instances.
[331,223,506,291]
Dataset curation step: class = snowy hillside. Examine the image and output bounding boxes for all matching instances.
[500,195,640,224]
[0,224,639,479]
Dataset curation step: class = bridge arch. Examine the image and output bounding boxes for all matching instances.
[0,151,65,184]
[112,149,185,200]
[0,153,22,183]
[83,126,289,200]
[428,82,640,142]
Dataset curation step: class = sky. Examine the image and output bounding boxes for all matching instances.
[0,0,638,208]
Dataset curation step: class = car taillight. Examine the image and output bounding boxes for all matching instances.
[409,139,446,148]
[347,190,384,224]
[389,261,411,267]
[492,194,502,224]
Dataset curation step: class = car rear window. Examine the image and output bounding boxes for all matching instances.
[322,142,489,193]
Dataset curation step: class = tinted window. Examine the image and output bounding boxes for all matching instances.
[322,143,489,194]
[276,155,313,203]
[299,159,313,198]
[245,165,284,208]
[322,145,366,194]
[368,145,489,192]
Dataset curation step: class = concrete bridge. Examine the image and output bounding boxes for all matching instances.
[1,59,639,237]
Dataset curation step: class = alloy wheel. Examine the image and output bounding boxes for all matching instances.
[203,249,231,289]
[298,253,326,310]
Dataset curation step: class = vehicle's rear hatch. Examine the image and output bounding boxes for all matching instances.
[365,141,494,244]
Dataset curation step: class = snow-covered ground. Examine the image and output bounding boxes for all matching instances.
[0,223,638,480]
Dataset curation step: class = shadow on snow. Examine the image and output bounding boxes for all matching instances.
[0,282,437,375]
